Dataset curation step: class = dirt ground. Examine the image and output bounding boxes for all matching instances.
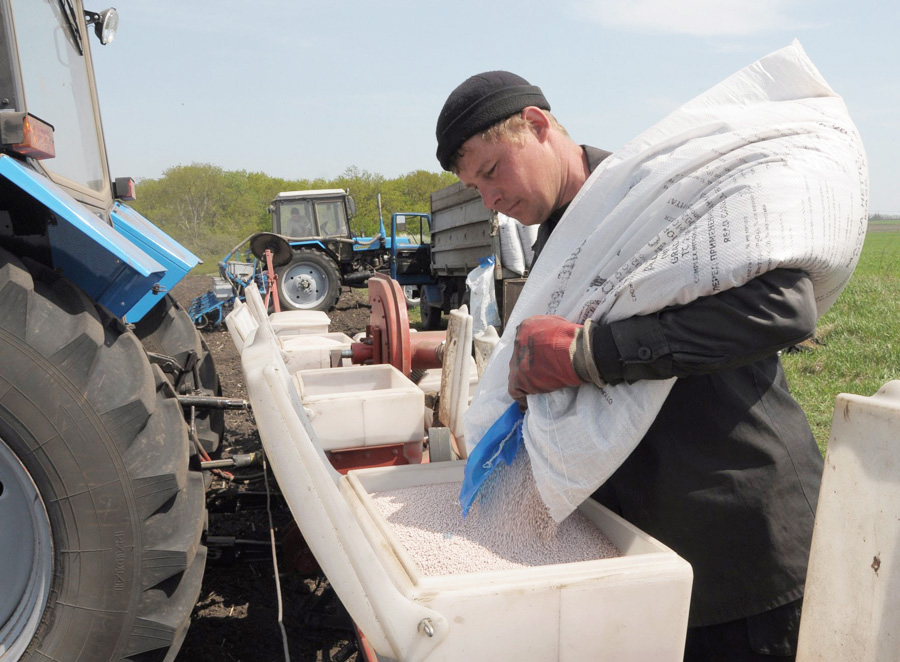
[171,274,374,662]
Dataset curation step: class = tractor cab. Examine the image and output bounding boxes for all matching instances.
[0,0,121,215]
[271,189,356,239]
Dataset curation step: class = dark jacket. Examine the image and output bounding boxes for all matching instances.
[589,269,822,627]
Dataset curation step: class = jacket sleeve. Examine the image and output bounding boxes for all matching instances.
[588,268,817,385]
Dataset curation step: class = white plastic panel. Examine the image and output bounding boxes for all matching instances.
[798,382,900,661]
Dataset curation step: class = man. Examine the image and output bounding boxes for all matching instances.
[288,206,314,237]
[435,71,824,660]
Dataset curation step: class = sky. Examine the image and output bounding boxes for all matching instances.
[89,0,900,213]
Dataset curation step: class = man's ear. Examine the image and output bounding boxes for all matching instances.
[522,106,551,142]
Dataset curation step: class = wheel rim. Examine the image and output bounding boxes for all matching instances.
[0,437,53,657]
[281,261,331,309]
[402,285,420,307]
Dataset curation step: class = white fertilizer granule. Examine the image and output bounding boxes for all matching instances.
[371,448,620,576]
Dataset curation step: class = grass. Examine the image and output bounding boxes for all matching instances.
[407,304,423,328]
[781,231,900,454]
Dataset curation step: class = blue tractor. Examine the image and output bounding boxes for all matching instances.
[0,3,219,660]
[269,189,428,311]
[187,190,430,326]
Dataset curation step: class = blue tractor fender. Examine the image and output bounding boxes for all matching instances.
[287,239,342,262]
[0,154,199,323]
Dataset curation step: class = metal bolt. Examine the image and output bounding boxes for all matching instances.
[418,618,434,637]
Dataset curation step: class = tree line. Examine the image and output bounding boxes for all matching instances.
[131,163,457,268]
[132,163,898,271]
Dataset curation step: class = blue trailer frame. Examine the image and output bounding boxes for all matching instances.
[187,234,268,329]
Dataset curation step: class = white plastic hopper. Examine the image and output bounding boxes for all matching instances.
[233,285,694,661]
[797,382,900,661]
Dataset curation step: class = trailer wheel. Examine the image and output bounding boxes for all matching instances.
[420,288,443,330]
[277,249,341,311]
[402,285,421,308]
[0,250,206,662]
[133,294,224,457]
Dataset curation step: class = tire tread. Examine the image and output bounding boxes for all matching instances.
[0,248,206,662]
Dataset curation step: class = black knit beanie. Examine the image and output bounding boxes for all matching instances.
[435,71,550,171]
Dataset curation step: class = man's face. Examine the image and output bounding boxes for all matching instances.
[455,129,559,226]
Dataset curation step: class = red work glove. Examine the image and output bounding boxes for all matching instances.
[509,315,584,405]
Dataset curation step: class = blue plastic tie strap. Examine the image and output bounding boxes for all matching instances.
[459,403,524,517]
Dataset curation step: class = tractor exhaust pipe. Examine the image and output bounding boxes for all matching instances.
[343,270,373,285]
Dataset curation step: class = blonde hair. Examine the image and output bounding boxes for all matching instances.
[450,110,569,172]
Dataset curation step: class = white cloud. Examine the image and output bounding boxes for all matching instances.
[573,0,802,36]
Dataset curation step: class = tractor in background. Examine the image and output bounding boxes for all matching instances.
[269,189,428,311]
[188,190,432,326]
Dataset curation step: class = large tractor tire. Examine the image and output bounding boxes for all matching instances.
[277,248,342,312]
[132,294,224,457]
[0,250,206,662]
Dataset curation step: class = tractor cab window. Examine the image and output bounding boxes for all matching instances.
[11,0,108,194]
[283,202,315,237]
[399,215,431,244]
[316,200,348,238]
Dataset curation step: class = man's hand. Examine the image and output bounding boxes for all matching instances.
[509,315,585,405]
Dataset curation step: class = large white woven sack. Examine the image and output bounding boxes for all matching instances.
[515,221,539,269]
[463,40,869,522]
[498,213,527,275]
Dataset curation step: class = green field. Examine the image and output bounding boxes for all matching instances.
[782,230,900,453]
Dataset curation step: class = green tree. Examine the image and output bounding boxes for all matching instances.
[136,163,230,245]
[333,166,387,236]
[397,169,457,212]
